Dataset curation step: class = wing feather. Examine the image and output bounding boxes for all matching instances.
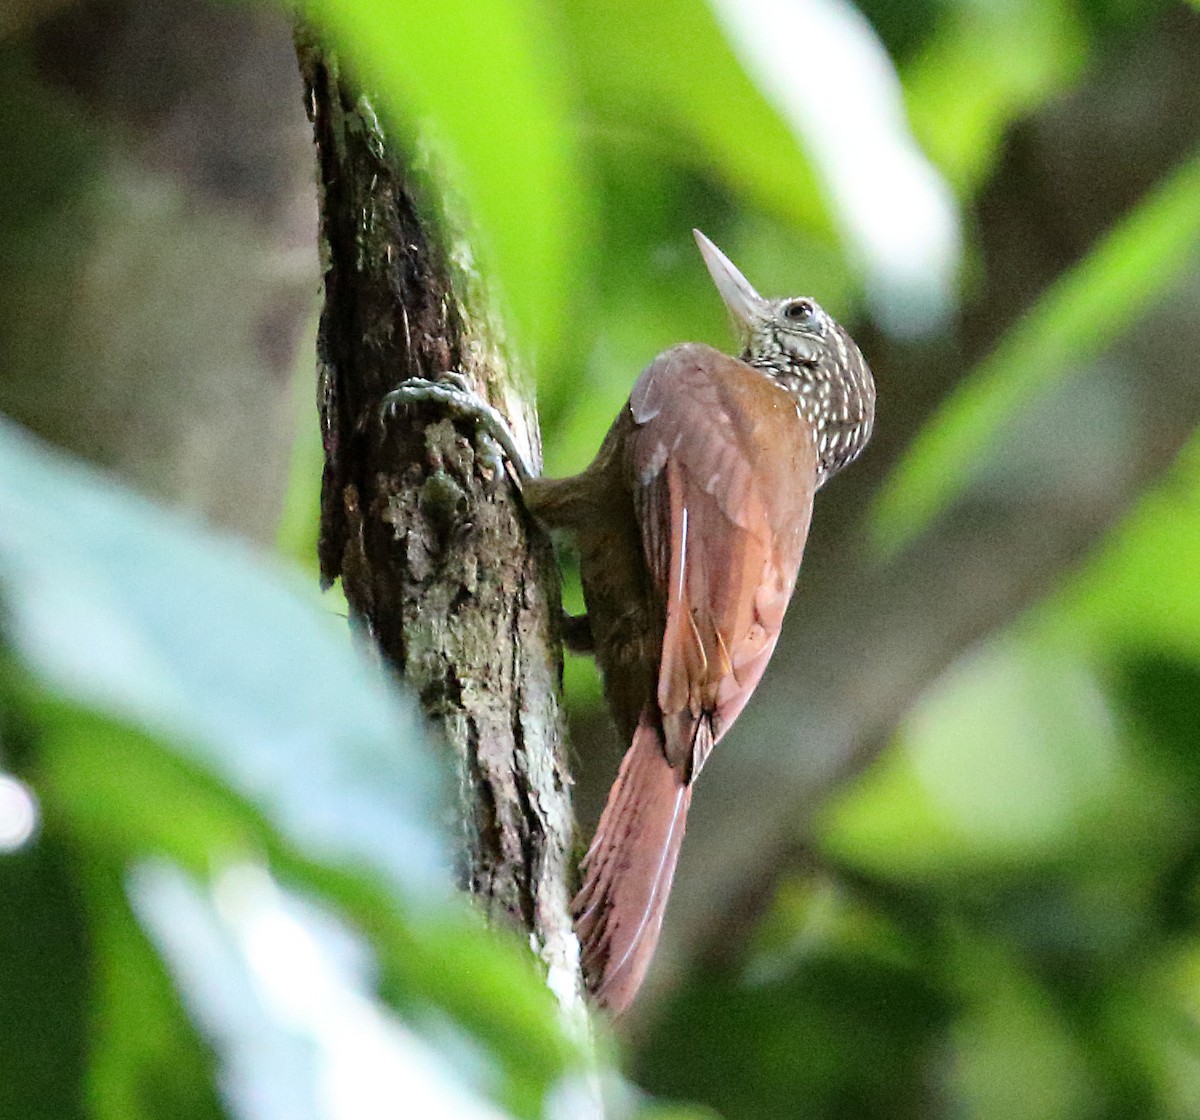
[627,343,818,775]
[572,342,820,1011]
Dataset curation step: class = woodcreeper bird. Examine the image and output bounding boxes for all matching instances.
[521,230,876,1012]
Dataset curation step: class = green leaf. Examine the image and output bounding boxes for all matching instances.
[946,939,1094,1120]
[904,0,1089,195]
[305,0,586,362]
[559,0,831,238]
[1109,657,1200,797]
[1034,428,1200,662]
[872,148,1200,557]
[0,836,91,1120]
[0,417,445,898]
[29,704,577,1119]
[127,859,532,1120]
[82,854,225,1120]
[0,420,585,1117]
[820,638,1125,878]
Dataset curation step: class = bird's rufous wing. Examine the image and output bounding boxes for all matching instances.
[572,343,817,1011]
[628,342,818,775]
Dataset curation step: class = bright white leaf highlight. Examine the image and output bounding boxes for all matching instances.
[0,773,38,851]
[708,0,961,334]
[130,861,511,1120]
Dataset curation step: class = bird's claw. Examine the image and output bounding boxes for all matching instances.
[380,374,534,483]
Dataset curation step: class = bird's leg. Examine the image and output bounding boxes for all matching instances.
[519,474,603,655]
[380,372,535,483]
[380,373,595,650]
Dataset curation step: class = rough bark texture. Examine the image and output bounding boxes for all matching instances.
[295,39,583,1013]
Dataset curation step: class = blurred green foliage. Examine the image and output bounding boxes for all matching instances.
[874,148,1200,555]
[904,0,1090,194]
[4,0,1200,1117]
[0,419,586,1119]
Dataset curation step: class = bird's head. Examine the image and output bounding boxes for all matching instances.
[693,228,876,485]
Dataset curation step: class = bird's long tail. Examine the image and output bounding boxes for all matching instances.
[572,712,693,1013]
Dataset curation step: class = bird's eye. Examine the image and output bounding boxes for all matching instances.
[784,300,813,323]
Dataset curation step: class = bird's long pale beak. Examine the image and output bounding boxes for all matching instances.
[693,229,765,329]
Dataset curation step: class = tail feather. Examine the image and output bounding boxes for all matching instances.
[572,714,692,1013]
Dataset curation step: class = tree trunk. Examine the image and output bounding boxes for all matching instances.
[295,37,584,1018]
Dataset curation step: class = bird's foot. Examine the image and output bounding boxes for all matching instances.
[380,373,534,483]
